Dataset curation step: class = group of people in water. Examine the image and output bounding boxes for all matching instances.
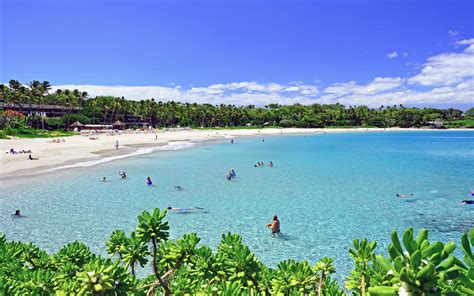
[100,172,187,192]
[226,168,237,180]
[255,161,273,168]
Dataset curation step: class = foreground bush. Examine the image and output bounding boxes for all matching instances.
[1,208,472,295]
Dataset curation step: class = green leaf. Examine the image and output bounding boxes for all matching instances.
[438,255,455,270]
[391,230,404,257]
[402,228,415,254]
[422,241,443,258]
[415,228,428,246]
[443,241,456,254]
[461,233,472,258]
[368,286,398,295]
[416,263,434,280]
[409,250,422,270]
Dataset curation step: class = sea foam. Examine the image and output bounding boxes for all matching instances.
[42,141,195,173]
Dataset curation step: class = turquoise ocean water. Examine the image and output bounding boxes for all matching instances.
[1,131,473,278]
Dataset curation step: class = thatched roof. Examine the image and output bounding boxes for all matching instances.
[70,121,85,127]
[112,120,126,126]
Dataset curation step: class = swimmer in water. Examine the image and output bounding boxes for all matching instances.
[461,200,474,205]
[174,185,183,191]
[269,161,273,167]
[396,193,413,198]
[267,215,281,236]
[119,171,127,179]
[12,209,21,217]
[167,206,204,213]
[146,176,153,186]
[102,177,107,182]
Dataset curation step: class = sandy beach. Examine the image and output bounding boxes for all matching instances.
[0,127,463,180]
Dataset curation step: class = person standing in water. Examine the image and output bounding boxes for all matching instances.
[146,176,153,186]
[267,215,281,236]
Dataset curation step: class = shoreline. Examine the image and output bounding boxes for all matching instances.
[0,127,471,181]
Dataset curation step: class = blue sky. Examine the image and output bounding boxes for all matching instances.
[1,0,473,108]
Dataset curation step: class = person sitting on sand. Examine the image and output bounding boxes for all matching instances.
[267,215,281,236]
[119,171,127,179]
[9,148,17,154]
[28,154,38,160]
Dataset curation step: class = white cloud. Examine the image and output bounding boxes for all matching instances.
[408,41,474,86]
[51,38,474,108]
[387,51,398,58]
[454,38,474,46]
[324,77,404,96]
[448,30,459,36]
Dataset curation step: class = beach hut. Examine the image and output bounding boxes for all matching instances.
[112,120,126,130]
[70,121,85,131]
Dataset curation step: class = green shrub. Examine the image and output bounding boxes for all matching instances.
[0,209,472,295]
[61,114,90,126]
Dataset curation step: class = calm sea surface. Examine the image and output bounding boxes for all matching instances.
[1,131,473,277]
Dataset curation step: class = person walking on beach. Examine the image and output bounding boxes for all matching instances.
[115,140,119,150]
[267,215,281,236]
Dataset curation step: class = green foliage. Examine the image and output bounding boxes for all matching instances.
[444,119,474,128]
[0,127,77,138]
[61,113,90,126]
[464,107,474,119]
[1,79,471,129]
[0,209,472,296]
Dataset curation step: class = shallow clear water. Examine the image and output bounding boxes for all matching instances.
[1,131,473,278]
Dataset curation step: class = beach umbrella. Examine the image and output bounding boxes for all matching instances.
[112,120,126,130]
[113,120,125,126]
[70,121,85,127]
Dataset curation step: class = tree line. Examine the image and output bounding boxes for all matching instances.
[1,80,473,129]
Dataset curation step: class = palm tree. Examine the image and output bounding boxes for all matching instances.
[136,208,170,295]
[39,81,51,129]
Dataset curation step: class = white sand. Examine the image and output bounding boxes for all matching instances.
[0,127,457,179]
